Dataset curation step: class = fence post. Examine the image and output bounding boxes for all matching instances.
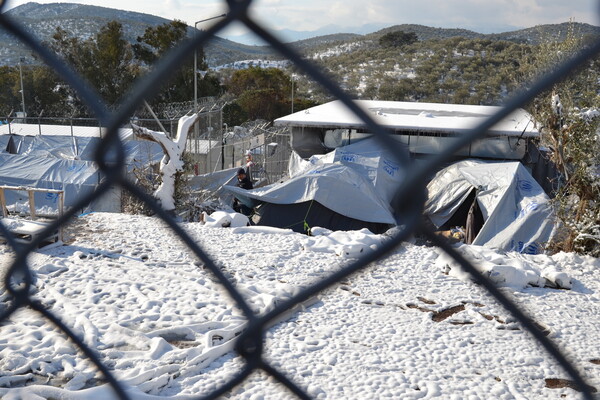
[0,188,8,218]
[28,189,36,219]
[58,191,64,242]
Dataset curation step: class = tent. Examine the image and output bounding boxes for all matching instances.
[0,133,163,166]
[423,159,556,254]
[225,137,405,233]
[0,126,164,213]
[0,154,104,213]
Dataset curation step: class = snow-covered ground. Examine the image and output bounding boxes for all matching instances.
[1,212,600,399]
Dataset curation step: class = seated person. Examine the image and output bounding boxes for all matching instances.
[233,168,253,216]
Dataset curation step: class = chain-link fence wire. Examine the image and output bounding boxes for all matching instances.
[1,0,599,398]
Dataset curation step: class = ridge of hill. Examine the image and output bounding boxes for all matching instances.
[1,3,599,68]
[0,2,276,67]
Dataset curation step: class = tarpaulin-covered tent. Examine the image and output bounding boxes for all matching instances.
[225,137,405,233]
[424,159,556,254]
[0,124,164,213]
[0,154,105,213]
[0,131,163,166]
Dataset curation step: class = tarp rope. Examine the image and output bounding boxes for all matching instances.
[283,199,314,233]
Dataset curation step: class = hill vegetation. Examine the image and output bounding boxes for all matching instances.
[0,2,277,67]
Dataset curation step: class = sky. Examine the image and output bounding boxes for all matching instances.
[3,0,600,38]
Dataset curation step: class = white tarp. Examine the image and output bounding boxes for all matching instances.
[424,159,556,254]
[0,134,163,165]
[226,137,405,225]
[0,153,100,212]
[288,137,404,206]
[0,131,164,213]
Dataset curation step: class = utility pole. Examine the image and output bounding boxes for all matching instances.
[291,74,295,114]
[18,58,26,120]
[194,14,227,113]
[193,14,226,164]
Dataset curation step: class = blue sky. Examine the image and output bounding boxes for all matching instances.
[5,0,599,36]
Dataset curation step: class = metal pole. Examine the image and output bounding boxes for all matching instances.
[18,58,26,120]
[38,109,44,135]
[291,75,294,114]
[194,14,226,144]
[222,123,226,170]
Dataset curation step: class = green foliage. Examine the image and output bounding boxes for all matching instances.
[133,20,189,65]
[46,22,138,109]
[379,31,418,48]
[93,21,138,105]
[226,67,293,121]
[223,102,247,127]
[302,35,534,104]
[519,25,600,255]
[1,20,222,118]
[133,20,221,105]
[0,66,20,115]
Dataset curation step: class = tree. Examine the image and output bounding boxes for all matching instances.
[92,21,138,106]
[226,67,293,121]
[379,31,418,48]
[133,20,221,105]
[132,113,199,212]
[518,25,600,255]
[0,66,20,116]
[46,22,138,112]
[223,102,247,127]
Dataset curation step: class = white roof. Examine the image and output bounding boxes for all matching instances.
[275,100,539,138]
[0,123,135,140]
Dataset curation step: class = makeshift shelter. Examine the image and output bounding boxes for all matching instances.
[225,137,405,233]
[0,154,105,212]
[0,123,164,213]
[424,159,556,254]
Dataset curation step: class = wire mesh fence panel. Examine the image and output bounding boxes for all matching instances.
[0,0,599,399]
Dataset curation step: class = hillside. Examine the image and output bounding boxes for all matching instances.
[2,3,599,68]
[490,22,600,44]
[0,2,277,67]
[294,22,600,54]
[368,24,485,41]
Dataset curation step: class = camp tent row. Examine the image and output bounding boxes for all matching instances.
[226,100,557,254]
[0,123,163,214]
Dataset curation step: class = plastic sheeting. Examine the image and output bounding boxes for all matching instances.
[288,137,405,206]
[424,159,556,254]
[0,134,163,165]
[226,137,406,226]
[0,133,164,213]
[0,154,100,212]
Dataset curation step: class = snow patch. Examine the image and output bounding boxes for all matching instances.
[304,227,384,258]
[436,244,572,289]
[202,211,249,228]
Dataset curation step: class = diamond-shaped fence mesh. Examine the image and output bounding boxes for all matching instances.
[1,0,599,398]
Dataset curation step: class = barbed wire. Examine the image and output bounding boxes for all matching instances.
[0,0,598,398]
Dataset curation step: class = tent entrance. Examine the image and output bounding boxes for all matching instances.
[438,188,484,244]
[254,200,391,234]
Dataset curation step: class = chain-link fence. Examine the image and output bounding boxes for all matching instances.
[1,0,599,399]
